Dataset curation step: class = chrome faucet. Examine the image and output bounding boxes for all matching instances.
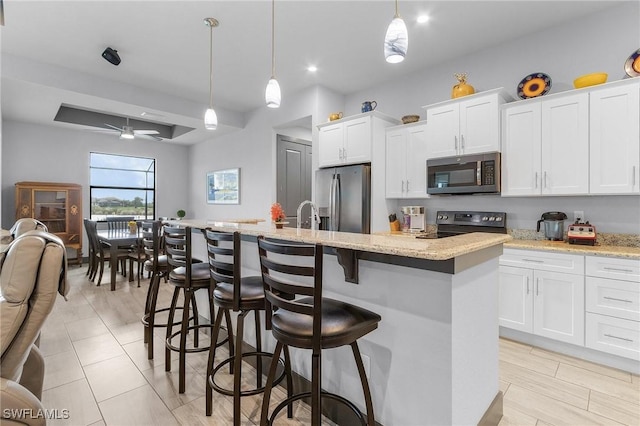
[296,200,320,230]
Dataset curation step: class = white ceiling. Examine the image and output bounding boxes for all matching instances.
[0,0,622,145]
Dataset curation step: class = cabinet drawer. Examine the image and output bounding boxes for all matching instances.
[586,277,640,321]
[586,312,640,360]
[500,248,584,275]
[585,256,640,282]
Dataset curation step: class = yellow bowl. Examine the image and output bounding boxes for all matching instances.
[573,73,608,89]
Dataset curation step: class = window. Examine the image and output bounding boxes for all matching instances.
[90,152,155,220]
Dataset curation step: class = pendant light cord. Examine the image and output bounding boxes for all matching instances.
[209,24,214,109]
[395,0,399,18]
[271,0,276,78]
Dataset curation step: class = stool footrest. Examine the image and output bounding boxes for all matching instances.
[208,351,286,397]
[268,390,367,426]
[141,306,188,328]
[166,325,229,353]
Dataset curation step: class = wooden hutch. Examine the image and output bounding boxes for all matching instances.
[15,181,82,265]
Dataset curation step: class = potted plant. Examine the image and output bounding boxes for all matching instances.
[270,203,286,229]
[176,209,186,220]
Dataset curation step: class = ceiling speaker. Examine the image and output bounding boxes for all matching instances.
[102,47,121,66]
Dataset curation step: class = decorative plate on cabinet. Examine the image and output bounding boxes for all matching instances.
[517,72,552,99]
[624,48,640,77]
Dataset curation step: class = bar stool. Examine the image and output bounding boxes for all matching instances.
[164,225,217,393]
[204,230,289,426]
[257,237,381,426]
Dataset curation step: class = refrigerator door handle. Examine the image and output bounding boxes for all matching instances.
[334,174,341,230]
[328,175,335,231]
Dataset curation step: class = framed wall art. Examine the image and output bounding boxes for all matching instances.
[207,168,240,204]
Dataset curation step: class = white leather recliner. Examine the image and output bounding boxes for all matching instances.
[9,218,48,239]
[0,230,68,426]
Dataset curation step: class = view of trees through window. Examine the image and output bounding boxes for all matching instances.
[89,153,155,220]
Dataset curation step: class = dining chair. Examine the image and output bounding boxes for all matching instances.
[257,236,381,426]
[84,219,128,286]
[105,216,135,231]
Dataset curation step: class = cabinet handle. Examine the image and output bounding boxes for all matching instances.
[603,296,633,303]
[454,136,458,151]
[523,258,544,263]
[343,148,347,158]
[603,267,634,273]
[604,334,633,343]
[406,180,410,192]
[338,148,342,159]
[544,171,548,188]
[634,166,637,187]
[461,134,465,150]
[526,277,530,295]
[535,172,538,189]
[401,180,405,192]
[536,279,540,296]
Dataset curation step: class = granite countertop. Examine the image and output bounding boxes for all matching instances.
[505,239,640,259]
[169,219,511,261]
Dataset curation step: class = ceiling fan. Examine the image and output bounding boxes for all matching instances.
[96,117,162,141]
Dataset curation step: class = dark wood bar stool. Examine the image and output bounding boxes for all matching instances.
[204,230,289,426]
[163,225,217,393]
[257,237,381,426]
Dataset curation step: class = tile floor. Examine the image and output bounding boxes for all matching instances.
[37,265,639,425]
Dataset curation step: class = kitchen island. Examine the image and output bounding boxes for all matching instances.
[169,219,511,426]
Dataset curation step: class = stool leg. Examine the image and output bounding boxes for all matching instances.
[225,309,235,374]
[254,311,263,389]
[311,350,321,426]
[260,340,284,426]
[165,287,181,372]
[351,341,375,426]
[191,291,200,348]
[283,345,293,418]
[178,288,192,393]
[205,307,226,416]
[142,271,158,344]
[233,310,248,426]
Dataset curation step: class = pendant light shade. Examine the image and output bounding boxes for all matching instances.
[265,78,281,108]
[384,1,408,63]
[265,0,281,108]
[204,18,218,130]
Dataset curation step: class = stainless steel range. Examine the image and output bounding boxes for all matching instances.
[416,210,507,239]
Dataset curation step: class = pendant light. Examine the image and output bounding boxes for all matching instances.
[204,18,219,130]
[384,0,408,64]
[265,0,281,108]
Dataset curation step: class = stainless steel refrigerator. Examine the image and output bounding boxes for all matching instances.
[315,164,371,234]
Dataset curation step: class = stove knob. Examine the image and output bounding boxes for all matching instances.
[588,228,593,232]
[442,215,448,220]
[496,217,503,221]
[579,227,584,231]
[489,217,495,221]
[569,226,575,231]
[437,215,442,220]
[482,216,489,221]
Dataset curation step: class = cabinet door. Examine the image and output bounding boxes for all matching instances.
[67,187,82,246]
[343,116,371,165]
[533,270,585,345]
[385,129,406,198]
[589,82,640,194]
[459,95,500,155]
[499,266,534,332]
[501,103,542,196]
[426,104,458,158]
[405,125,429,197]
[541,93,589,195]
[318,123,343,168]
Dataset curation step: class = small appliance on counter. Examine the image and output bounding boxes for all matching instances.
[536,211,567,241]
[567,220,597,245]
[400,206,425,233]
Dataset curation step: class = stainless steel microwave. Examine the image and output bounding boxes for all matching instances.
[426,152,500,195]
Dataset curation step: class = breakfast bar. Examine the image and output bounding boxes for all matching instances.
[169,219,511,426]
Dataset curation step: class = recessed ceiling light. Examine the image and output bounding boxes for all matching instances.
[417,15,430,24]
[307,65,318,72]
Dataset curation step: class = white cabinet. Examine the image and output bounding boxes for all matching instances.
[589,82,640,194]
[385,123,428,198]
[318,113,398,168]
[499,249,585,346]
[502,92,589,196]
[585,256,640,360]
[502,79,640,196]
[423,89,509,159]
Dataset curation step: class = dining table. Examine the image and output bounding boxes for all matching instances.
[96,228,140,291]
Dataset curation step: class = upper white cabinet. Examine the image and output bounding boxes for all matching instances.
[502,92,589,196]
[318,112,398,168]
[423,89,510,159]
[502,79,640,196]
[385,123,428,198]
[589,82,640,194]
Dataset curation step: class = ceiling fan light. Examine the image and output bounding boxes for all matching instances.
[384,16,408,63]
[265,78,281,108]
[204,108,218,130]
[120,126,135,139]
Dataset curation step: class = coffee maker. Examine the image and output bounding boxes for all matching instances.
[401,206,426,233]
[536,211,567,241]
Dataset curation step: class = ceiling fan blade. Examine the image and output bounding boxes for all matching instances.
[137,134,163,141]
[133,130,160,135]
[104,123,123,131]
[90,129,118,133]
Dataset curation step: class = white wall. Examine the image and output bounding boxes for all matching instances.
[1,120,190,244]
[341,2,640,234]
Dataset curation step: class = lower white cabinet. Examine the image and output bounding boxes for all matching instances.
[499,265,585,345]
[585,256,640,360]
